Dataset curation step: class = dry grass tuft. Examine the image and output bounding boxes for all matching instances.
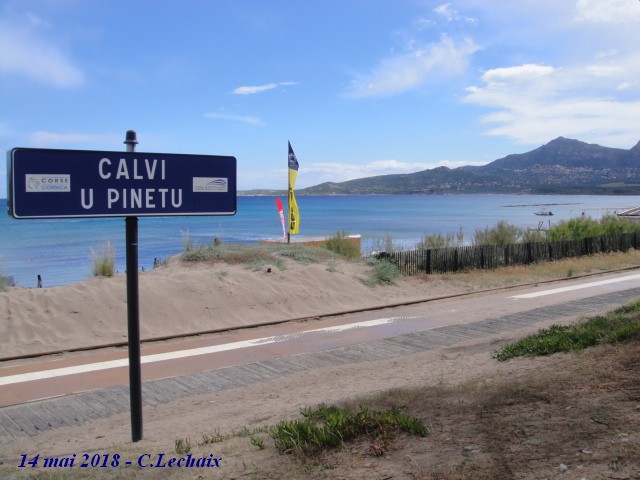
[90,240,115,277]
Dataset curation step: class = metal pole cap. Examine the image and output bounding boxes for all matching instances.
[124,130,138,145]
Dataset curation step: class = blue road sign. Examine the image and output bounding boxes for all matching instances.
[7,148,236,218]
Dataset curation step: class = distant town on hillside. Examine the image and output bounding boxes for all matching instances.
[242,137,640,196]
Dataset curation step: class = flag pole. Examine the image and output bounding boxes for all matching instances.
[287,153,291,244]
[287,140,299,243]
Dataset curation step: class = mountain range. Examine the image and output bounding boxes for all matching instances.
[242,137,640,196]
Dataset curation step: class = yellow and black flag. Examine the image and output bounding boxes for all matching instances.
[287,141,300,236]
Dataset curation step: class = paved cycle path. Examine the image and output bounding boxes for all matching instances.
[1,281,639,439]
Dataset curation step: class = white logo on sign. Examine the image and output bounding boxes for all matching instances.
[193,177,228,192]
[25,174,71,192]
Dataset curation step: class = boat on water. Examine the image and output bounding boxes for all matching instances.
[534,209,554,216]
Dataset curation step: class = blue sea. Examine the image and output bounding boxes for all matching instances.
[1,195,638,287]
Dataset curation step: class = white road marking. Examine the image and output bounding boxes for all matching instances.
[510,273,640,299]
[0,318,395,386]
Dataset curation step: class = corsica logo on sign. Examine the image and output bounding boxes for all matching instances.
[25,174,71,192]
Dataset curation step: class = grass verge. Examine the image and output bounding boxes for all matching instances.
[493,299,640,361]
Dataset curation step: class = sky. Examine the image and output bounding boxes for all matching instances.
[1,0,640,197]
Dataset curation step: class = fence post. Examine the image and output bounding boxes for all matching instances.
[526,242,533,264]
[548,242,553,261]
[426,249,432,274]
[412,249,417,274]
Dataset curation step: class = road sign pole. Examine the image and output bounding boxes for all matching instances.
[124,130,143,442]
[8,141,237,444]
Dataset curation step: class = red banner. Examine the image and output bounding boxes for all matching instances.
[275,198,286,240]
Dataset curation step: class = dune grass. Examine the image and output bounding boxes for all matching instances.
[324,230,361,259]
[0,273,9,291]
[91,240,115,277]
[181,240,404,289]
[182,242,335,266]
[361,257,401,286]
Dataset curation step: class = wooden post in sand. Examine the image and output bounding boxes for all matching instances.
[124,130,143,442]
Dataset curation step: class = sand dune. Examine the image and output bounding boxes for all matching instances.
[0,255,451,358]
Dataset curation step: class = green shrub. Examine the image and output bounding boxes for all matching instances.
[416,228,464,250]
[417,232,456,249]
[546,217,601,241]
[546,214,640,241]
[473,220,522,246]
[521,228,547,243]
[325,230,361,259]
[363,258,400,286]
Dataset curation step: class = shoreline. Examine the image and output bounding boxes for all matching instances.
[2,194,636,288]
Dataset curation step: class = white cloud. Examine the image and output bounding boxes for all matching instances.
[481,64,555,85]
[204,112,264,126]
[595,49,618,59]
[464,61,640,147]
[233,83,278,95]
[575,0,640,23]
[434,3,477,24]
[434,3,457,21]
[232,81,297,95]
[0,21,84,88]
[617,82,637,91]
[347,34,479,98]
[27,132,120,147]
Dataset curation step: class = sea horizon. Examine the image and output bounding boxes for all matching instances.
[2,194,639,288]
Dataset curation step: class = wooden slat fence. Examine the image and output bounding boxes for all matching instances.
[376,232,640,275]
